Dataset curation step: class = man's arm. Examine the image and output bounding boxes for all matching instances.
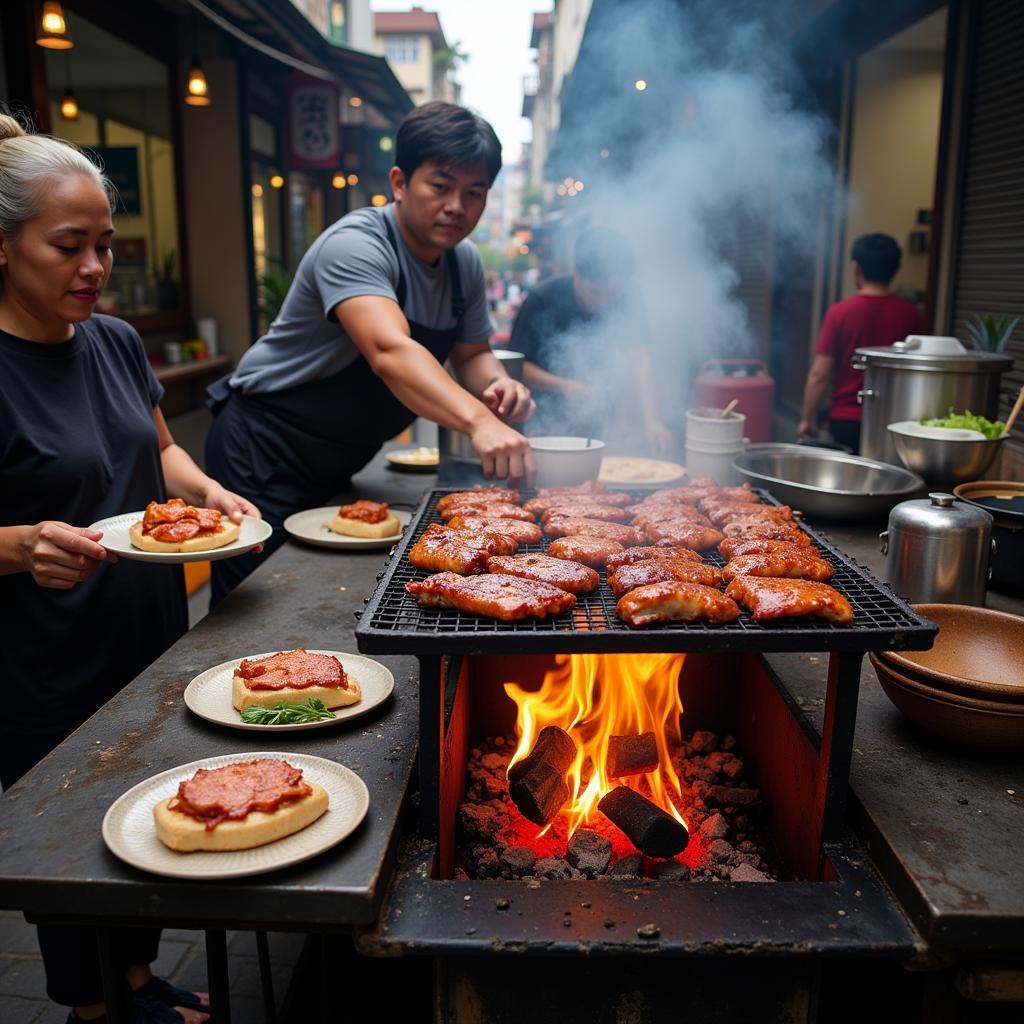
[448,342,534,423]
[335,295,535,481]
[632,348,673,455]
[798,353,835,438]
[521,360,592,402]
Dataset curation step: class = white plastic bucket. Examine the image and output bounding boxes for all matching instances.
[685,447,742,485]
[686,407,746,445]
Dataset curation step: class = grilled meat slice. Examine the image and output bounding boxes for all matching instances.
[524,491,633,516]
[722,552,835,582]
[445,515,543,545]
[439,501,534,523]
[704,505,794,527]
[436,488,521,515]
[718,537,821,560]
[721,520,810,543]
[725,577,854,623]
[540,503,631,524]
[407,524,517,575]
[542,517,643,546]
[631,508,713,530]
[616,581,741,627]
[487,553,599,594]
[641,521,725,550]
[546,536,625,568]
[608,558,724,598]
[605,545,702,573]
[406,571,576,621]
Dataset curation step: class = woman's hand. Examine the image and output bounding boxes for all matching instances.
[20,521,114,590]
[200,484,261,524]
[482,378,536,424]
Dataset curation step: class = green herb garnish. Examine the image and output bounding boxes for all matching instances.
[920,408,1007,440]
[240,698,337,725]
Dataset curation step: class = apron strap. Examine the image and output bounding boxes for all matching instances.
[380,209,465,323]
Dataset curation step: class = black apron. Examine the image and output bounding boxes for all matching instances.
[205,213,465,603]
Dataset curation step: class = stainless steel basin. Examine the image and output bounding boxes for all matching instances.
[732,445,925,521]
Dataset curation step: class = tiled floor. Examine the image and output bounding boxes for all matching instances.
[0,912,306,1022]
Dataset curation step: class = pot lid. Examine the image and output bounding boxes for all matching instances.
[888,492,994,534]
[954,480,1024,526]
[855,335,1014,371]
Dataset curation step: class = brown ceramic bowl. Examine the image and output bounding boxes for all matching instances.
[869,652,1024,748]
[879,604,1024,703]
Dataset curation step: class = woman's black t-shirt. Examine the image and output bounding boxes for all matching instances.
[0,314,187,739]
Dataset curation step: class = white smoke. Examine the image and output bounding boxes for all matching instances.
[530,0,836,455]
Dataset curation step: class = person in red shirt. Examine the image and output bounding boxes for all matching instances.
[798,233,925,453]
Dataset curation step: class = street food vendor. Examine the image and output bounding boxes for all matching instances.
[508,227,673,454]
[205,102,536,604]
[0,115,254,1024]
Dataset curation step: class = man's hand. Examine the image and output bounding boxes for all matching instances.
[796,419,818,440]
[469,417,536,483]
[482,378,536,424]
[560,379,595,403]
[20,521,113,590]
[645,419,674,456]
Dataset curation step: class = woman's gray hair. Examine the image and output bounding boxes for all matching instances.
[0,113,114,242]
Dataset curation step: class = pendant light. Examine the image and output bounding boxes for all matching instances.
[60,51,78,121]
[185,58,211,106]
[37,2,74,50]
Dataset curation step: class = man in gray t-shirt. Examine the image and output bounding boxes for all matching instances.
[205,102,536,604]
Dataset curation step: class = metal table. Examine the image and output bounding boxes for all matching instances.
[0,462,424,1022]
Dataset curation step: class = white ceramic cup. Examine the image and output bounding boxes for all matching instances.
[529,436,606,488]
[686,407,746,445]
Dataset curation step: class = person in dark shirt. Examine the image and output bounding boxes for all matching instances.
[508,228,672,453]
[798,233,926,453]
[0,116,255,1024]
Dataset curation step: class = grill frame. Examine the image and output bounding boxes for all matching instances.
[355,487,937,655]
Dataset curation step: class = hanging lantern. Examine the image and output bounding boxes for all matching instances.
[60,88,79,121]
[37,2,73,49]
[185,58,210,106]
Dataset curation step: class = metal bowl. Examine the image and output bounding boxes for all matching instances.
[887,422,1005,486]
[732,445,924,521]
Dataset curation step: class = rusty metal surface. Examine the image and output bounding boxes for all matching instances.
[765,524,1024,953]
[0,461,423,928]
[355,833,918,957]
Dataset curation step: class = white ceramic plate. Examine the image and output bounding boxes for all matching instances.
[599,456,687,485]
[385,447,439,472]
[887,420,987,441]
[183,650,394,732]
[283,507,410,550]
[102,751,369,880]
[88,512,272,564]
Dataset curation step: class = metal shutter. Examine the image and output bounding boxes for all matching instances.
[951,0,1024,438]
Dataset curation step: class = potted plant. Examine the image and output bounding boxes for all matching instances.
[152,250,179,311]
[257,269,293,325]
[964,313,1019,353]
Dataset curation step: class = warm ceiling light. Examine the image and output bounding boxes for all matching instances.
[347,173,359,186]
[251,183,264,197]
[599,148,610,159]
[37,2,73,49]
[378,135,393,152]
[519,245,529,255]
[349,96,362,108]
[370,193,388,207]
[557,185,567,196]
[574,180,584,190]
[269,174,284,189]
[185,59,210,106]
[634,79,647,91]
[563,177,573,187]
[332,174,347,189]
[59,88,79,121]
[567,187,577,196]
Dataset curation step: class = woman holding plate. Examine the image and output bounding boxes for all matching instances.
[0,115,252,1023]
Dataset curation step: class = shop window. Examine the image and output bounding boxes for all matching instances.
[290,172,325,265]
[45,15,183,322]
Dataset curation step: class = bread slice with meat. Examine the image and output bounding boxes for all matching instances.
[129,518,240,552]
[329,513,400,538]
[231,672,362,711]
[153,782,329,852]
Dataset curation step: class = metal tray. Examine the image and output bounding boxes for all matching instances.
[354,488,937,655]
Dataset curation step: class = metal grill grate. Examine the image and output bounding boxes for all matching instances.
[355,488,937,655]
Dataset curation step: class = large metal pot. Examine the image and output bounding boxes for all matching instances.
[854,336,1012,466]
[438,348,525,466]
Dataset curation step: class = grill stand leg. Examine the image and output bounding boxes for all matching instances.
[205,928,231,1024]
[418,656,443,839]
[814,650,863,876]
[96,926,129,1024]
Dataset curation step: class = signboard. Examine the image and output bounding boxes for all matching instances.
[93,146,141,214]
[289,74,340,168]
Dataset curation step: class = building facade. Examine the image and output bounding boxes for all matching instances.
[372,6,459,105]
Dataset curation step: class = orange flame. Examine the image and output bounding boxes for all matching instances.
[505,653,687,838]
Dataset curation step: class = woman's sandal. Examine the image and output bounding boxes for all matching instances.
[133,976,210,1014]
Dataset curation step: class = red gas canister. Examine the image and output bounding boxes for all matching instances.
[692,359,775,443]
